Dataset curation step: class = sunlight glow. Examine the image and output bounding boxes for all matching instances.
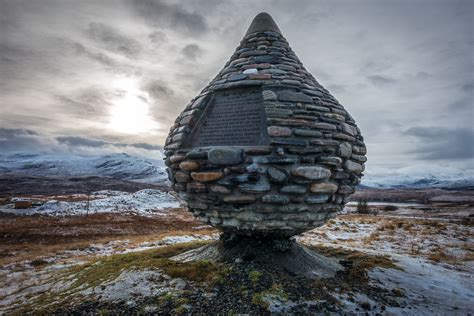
[108,77,158,134]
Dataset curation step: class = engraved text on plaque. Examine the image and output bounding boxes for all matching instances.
[188,88,269,147]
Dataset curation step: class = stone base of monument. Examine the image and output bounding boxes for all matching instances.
[170,234,343,279]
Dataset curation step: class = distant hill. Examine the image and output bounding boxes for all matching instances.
[0,153,167,183]
[1,152,472,191]
[361,174,474,190]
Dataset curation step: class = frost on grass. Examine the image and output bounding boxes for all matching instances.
[299,213,474,315]
[2,189,179,216]
[0,235,218,313]
[81,269,186,303]
[299,214,473,263]
[369,256,474,315]
[2,241,225,313]
[2,202,473,314]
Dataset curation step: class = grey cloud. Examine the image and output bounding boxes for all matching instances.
[327,84,347,94]
[0,128,38,138]
[59,39,139,75]
[56,136,108,148]
[70,41,118,68]
[449,99,472,113]
[412,71,431,80]
[56,136,162,151]
[461,83,474,92]
[142,80,175,100]
[0,43,32,65]
[1,0,473,176]
[362,59,397,73]
[366,75,397,86]
[405,127,474,160]
[310,68,332,82]
[0,129,163,155]
[0,128,58,153]
[0,42,59,85]
[299,11,329,25]
[54,87,115,120]
[181,44,202,60]
[85,22,142,58]
[129,143,162,150]
[148,31,168,45]
[131,0,208,35]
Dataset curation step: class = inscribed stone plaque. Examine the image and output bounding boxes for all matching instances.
[188,88,269,147]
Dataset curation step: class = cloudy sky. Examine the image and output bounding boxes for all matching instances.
[0,0,472,178]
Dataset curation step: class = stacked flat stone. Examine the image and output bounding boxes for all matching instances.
[164,12,366,238]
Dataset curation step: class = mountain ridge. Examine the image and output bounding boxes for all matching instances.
[0,152,167,183]
[1,152,472,190]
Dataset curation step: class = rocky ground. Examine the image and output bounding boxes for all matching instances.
[0,190,473,315]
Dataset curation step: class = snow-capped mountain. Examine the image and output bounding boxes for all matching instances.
[362,173,474,190]
[0,153,167,183]
[1,153,472,190]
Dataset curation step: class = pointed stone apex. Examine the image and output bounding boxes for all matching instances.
[245,12,281,35]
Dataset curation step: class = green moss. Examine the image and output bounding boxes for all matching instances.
[14,241,218,314]
[308,244,398,270]
[252,293,269,309]
[173,305,188,315]
[248,270,262,284]
[267,283,289,300]
[66,241,218,290]
[251,283,288,311]
[306,243,401,298]
[155,292,190,314]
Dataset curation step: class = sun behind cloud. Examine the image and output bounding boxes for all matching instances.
[108,77,159,134]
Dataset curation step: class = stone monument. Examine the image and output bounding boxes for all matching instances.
[165,13,366,277]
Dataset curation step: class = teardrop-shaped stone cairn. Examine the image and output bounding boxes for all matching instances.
[164,12,366,238]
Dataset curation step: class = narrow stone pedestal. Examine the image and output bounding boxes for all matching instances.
[171,234,343,279]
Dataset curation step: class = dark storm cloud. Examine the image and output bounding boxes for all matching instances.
[0,128,38,137]
[181,44,202,60]
[366,75,397,86]
[85,22,142,58]
[130,0,208,35]
[0,129,163,155]
[405,127,474,160]
[0,127,163,158]
[0,128,59,153]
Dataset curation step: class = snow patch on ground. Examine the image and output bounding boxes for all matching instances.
[299,214,474,315]
[0,233,216,312]
[1,189,179,216]
[81,270,186,304]
[369,255,474,315]
[121,234,219,254]
[299,214,472,260]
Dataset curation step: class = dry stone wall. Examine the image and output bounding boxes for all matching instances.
[164,13,366,237]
